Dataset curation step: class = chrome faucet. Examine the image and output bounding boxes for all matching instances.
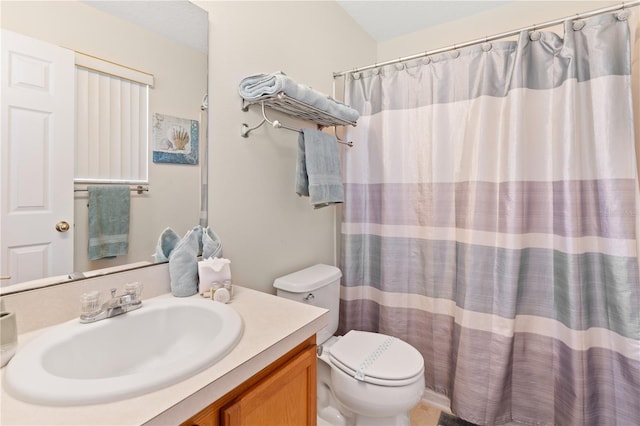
[80,283,142,323]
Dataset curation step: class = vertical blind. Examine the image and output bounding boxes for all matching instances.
[75,61,150,183]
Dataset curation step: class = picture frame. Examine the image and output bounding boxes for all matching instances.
[152,113,199,165]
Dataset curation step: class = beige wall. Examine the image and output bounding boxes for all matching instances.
[196,1,375,293]
[377,1,621,61]
[1,1,206,275]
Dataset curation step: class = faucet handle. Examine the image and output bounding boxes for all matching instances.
[80,291,101,317]
[124,282,143,302]
[110,288,117,298]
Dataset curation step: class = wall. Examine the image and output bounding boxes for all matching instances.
[377,1,621,61]
[195,1,376,294]
[1,1,206,275]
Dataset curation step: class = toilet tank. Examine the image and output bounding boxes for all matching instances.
[273,264,341,345]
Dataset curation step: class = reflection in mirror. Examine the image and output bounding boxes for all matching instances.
[0,1,208,294]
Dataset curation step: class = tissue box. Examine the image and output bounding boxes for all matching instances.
[198,257,231,295]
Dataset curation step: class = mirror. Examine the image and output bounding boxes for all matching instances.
[0,0,208,294]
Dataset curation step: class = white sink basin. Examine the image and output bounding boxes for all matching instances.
[4,296,243,406]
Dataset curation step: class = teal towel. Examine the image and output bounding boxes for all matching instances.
[169,229,199,297]
[192,225,204,257]
[153,225,221,263]
[202,226,222,258]
[295,129,344,209]
[153,227,181,262]
[88,186,130,260]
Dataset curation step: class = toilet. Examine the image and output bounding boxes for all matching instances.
[274,264,425,426]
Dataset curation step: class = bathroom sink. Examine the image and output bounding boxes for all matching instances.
[3,296,243,406]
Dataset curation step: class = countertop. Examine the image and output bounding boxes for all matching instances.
[0,286,328,425]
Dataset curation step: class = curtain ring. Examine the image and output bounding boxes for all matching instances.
[450,44,460,58]
[617,8,630,20]
[572,20,585,31]
[481,36,492,52]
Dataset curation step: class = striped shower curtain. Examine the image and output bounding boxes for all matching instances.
[340,13,640,426]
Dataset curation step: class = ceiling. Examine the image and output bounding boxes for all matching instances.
[81,0,208,53]
[82,1,513,52]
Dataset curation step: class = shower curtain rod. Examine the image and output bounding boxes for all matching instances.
[333,1,640,78]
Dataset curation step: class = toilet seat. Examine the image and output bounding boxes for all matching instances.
[328,330,424,387]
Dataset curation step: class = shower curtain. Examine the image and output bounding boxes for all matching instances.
[340,12,640,426]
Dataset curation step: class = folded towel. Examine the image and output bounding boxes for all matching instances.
[191,225,204,257]
[169,229,199,297]
[238,72,299,101]
[296,129,344,209]
[239,72,360,123]
[202,226,222,259]
[153,227,181,262]
[88,186,130,260]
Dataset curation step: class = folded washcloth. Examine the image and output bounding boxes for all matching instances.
[296,129,344,209]
[153,227,181,262]
[169,229,199,297]
[239,72,360,123]
[202,226,222,259]
[88,186,130,260]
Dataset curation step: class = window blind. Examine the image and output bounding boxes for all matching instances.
[75,59,150,184]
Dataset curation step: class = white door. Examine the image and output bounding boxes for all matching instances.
[0,30,75,287]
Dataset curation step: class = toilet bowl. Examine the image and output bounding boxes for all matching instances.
[274,264,425,426]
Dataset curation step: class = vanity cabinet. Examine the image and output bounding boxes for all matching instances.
[182,337,317,426]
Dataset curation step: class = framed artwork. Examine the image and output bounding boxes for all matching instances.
[152,113,198,164]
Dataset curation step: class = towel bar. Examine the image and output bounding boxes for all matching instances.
[74,185,149,195]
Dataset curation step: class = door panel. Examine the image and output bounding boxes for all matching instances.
[1,29,75,287]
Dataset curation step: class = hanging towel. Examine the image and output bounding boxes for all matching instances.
[296,129,344,209]
[169,229,199,297]
[88,186,130,260]
[238,72,360,123]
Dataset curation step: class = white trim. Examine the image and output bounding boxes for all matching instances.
[74,52,154,87]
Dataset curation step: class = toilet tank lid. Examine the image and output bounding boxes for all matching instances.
[273,264,342,292]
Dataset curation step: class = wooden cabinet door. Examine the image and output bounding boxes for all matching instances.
[183,404,218,426]
[222,345,317,426]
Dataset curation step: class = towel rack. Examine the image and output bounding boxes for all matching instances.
[241,92,355,146]
[74,184,149,194]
